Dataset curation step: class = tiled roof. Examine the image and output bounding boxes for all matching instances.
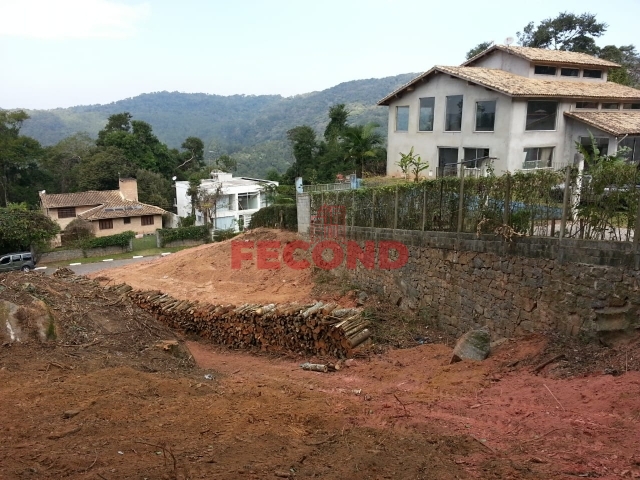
[78,201,166,220]
[464,45,620,68]
[377,66,640,105]
[563,111,640,136]
[40,190,123,209]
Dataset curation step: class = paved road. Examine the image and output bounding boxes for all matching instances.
[40,255,162,276]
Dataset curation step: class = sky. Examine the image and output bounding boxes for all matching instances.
[1,0,639,110]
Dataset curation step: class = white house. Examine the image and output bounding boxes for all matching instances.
[174,171,278,231]
[379,45,640,177]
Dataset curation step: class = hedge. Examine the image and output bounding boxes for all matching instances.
[158,226,209,247]
[249,204,297,231]
[83,231,136,249]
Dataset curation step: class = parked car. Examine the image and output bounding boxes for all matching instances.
[0,252,36,272]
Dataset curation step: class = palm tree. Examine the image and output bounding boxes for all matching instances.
[341,123,383,178]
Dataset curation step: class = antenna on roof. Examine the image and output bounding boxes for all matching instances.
[505,37,514,46]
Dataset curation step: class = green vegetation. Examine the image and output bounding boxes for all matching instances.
[19,74,416,181]
[158,226,209,247]
[0,204,60,252]
[249,204,297,231]
[83,231,136,249]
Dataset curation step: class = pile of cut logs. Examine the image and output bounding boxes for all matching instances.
[123,287,371,357]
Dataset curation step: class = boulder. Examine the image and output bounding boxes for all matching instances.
[450,328,491,363]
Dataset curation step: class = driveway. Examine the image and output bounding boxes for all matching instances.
[40,255,162,276]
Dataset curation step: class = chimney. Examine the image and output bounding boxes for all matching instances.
[119,177,138,201]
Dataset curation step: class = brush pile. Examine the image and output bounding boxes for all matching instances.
[121,286,371,357]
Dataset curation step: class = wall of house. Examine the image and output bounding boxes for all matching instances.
[469,50,531,77]
[92,215,161,237]
[337,227,640,339]
[386,74,514,176]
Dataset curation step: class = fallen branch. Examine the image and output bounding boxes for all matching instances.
[533,354,565,374]
[543,384,565,411]
[470,434,494,453]
[134,440,177,472]
[393,394,411,417]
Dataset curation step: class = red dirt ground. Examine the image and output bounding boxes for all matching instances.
[2,228,640,479]
[98,229,317,306]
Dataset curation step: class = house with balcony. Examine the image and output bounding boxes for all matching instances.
[174,171,277,231]
[379,45,640,177]
[40,178,166,246]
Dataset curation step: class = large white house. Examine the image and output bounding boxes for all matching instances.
[380,45,640,177]
[174,171,277,231]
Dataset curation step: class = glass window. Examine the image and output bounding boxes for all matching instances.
[57,207,76,219]
[11,255,20,262]
[123,217,131,224]
[619,136,640,163]
[22,253,31,260]
[99,219,113,230]
[623,103,640,110]
[576,102,598,109]
[395,106,409,132]
[580,136,609,156]
[418,97,435,132]
[534,65,557,75]
[561,68,579,77]
[526,101,557,131]
[601,103,619,110]
[583,69,602,79]
[475,101,496,131]
[0,257,9,265]
[523,147,554,169]
[141,215,154,226]
[445,95,463,132]
[438,148,459,177]
[464,148,489,169]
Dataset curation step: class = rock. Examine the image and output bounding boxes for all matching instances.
[450,328,491,364]
[490,338,508,349]
[62,410,80,419]
[356,291,369,306]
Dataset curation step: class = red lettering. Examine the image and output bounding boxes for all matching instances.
[378,241,409,269]
[283,240,310,270]
[312,240,344,270]
[346,241,375,270]
[231,240,254,269]
[257,241,281,270]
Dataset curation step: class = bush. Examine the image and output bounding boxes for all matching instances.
[158,226,209,247]
[213,227,240,242]
[83,231,136,249]
[249,204,297,231]
[61,218,95,247]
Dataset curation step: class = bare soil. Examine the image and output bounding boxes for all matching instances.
[1,229,640,479]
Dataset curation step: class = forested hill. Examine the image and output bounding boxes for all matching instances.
[20,73,417,178]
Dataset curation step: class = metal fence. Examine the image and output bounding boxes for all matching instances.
[308,166,640,243]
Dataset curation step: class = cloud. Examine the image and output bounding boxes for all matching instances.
[0,0,150,39]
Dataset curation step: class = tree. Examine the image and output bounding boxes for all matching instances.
[74,147,134,191]
[62,218,94,246]
[516,12,607,54]
[324,104,350,142]
[215,154,237,173]
[599,45,640,87]
[466,41,494,60]
[178,136,205,170]
[42,132,95,193]
[0,204,60,252]
[96,112,133,146]
[135,169,173,209]
[0,110,43,207]
[285,126,318,181]
[397,147,429,182]
[341,123,384,178]
[196,183,223,230]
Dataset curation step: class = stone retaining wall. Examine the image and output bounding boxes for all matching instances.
[38,246,129,264]
[340,227,640,339]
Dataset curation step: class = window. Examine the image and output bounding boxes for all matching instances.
[601,103,619,110]
[395,106,409,132]
[141,215,154,226]
[580,136,609,157]
[583,69,602,78]
[418,97,435,131]
[11,255,20,262]
[0,256,9,265]
[619,136,640,163]
[561,68,579,77]
[623,103,640,110]
[576,102,598,109]
[99,219,113,230]
[437,147,459,177]
[526,101,557,131]
[123,217,131,224]
[534,65,557,75]
[445,95,463,131]
[22,253,31,261]
[464,148,489,169]
[57,207,76,219]
[475,100,496,131]
[523,147,554,169]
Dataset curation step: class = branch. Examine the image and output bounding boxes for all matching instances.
[177,152,196,169]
